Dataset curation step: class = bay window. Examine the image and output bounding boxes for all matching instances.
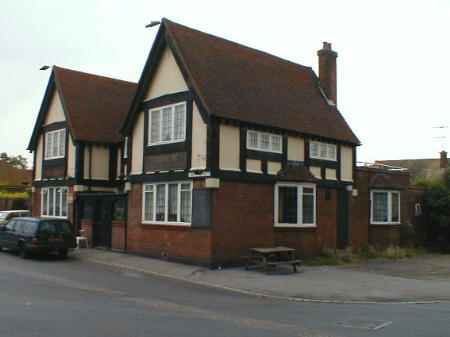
[148,102,186,146]
[143,182,192,225]
[41,187,68,218]
[275,183,316,227]
[371,190,400,224]
[45,129,66,159]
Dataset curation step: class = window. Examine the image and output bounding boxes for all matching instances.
[123,137,128,159]
[45,129,66,159]
[309,141,337,161]
[247,130,282,153]
[41,187,68,218]
[148,102,186,146]
[142,181,192,225]
[275,183,316,227]
[370,190,400,224]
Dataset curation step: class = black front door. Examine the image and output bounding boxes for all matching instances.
[337,189,350,249]
[92,199,113,248]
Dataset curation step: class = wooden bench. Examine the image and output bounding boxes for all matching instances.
[244,247,302,273]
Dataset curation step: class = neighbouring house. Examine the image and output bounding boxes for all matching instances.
[0,161,32,210]
[376,151,449,183]
[27,66,137,249]
[29,19,417,266]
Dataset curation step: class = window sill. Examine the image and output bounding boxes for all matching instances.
[370,222,401,226]
[142,221,191,227]
[147,139,185,147]
[41,215,68,219]
[44,156,65,161]
[274,224,316,229]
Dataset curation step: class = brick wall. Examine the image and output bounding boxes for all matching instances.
[211,181,275,265]
[111,221,126,251]
[274,187,338,256]
[81,219,93,247]
[126,183,212,265]
[352,168,411,247]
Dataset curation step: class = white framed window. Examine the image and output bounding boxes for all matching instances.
[274,183,316,227]
[41,187,68,218]
[246,130,282,153]
[123,137,129,159]
[148,102,186,146]
[309,141,337,161]
[370,190,400,225]
[45,129,66,159]
[142,181,192,225]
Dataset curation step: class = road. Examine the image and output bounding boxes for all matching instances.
[0,252,449,337]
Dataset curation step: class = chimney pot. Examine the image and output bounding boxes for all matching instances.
[440,150,448,169]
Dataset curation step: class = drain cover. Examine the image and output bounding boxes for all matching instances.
[339,319,392,330]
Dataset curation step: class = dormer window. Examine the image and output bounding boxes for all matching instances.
[45,129,66,160]
[247,130,282,153]
[309,141,336,161]
[148,102,186,146]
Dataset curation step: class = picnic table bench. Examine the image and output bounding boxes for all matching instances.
[244,246,302,273]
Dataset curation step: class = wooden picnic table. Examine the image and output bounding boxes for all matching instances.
[245,246,302,273]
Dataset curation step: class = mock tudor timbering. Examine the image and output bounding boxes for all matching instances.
[28,18,417,266]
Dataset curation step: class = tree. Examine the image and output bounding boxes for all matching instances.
[0,152,28,169]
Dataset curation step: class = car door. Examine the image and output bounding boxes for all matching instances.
[1,220,17,249]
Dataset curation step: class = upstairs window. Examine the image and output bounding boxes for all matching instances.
[309,141,336,161]
[247,130,282,153]
[45,129,66,159]
[148,102,186,146]
[371,190,400,224]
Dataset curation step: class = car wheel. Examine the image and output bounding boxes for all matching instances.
[19,244,29,259]
[59,249,68,259]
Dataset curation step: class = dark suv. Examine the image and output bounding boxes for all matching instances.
[0,217,76,258]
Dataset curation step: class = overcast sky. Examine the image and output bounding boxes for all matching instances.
[1,0,449,166]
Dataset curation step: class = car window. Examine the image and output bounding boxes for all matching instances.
[14,221,24,234]
[39,221,73,235]
[5,220,16,231]
[22,221,38,235]
[0,212,7,220]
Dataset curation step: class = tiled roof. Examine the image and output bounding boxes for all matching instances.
[163,19,359,144]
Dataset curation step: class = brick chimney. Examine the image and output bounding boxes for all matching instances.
[440,150,448,169]
[317,42,338,105]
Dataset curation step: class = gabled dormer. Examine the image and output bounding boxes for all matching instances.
[28,67,137,189]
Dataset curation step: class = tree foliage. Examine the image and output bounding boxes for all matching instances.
[423,171,450,251]
[0,152,28,169]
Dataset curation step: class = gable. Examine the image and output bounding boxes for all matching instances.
[44,90,66,125]
[143,47,188,101]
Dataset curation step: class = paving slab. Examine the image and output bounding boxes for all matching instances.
[76,249,450,303]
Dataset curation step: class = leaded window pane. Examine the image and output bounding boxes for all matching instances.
[42,190,48,216]
[248,131,258,148]
[168,184,178,222]
[173,104,185,140]
[373,192,388,222]
[58,130,65,157]
[180,188,191,223]
[49,188,54,216]
[61,189,67,217]
[260,133,270,150]
[278,186,297,224]
[310,142,319,157]
[271,135,281,152]
[302,192,314,224]
[150,110,161,144]
[155,184,166,221]
[55,188,61,216]
[144,189,154,221]
[161,107,172,141]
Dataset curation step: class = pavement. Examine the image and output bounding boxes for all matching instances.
[77,249,450,303]
[2,250,450,337]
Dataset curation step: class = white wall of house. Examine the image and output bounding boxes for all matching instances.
[341,145,353,182]
[44,91,65,125]
[144,47,188,101]
[287,136,305,161]
[66,135,76,178]
[131,112,144,175]
[191,103,207,170]
[219,124,240,171]
[34,135,43,180]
